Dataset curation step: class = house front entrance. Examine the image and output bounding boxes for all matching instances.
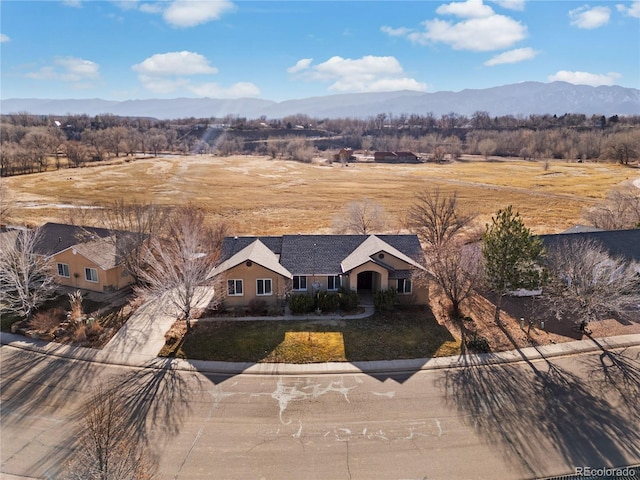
[356,270,381,293]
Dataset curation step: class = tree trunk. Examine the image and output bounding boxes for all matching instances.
[494,293,503,325]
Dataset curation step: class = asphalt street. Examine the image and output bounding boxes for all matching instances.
[1,342,639,480]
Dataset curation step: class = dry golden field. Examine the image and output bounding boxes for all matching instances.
[2,154,638,235]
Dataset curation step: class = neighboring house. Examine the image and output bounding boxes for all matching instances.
[34,223,135,293]
[333,148,354,163]
[211,234,428,309]
[374,151,419,163]
[540,228,640,263]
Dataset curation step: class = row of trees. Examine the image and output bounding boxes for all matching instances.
[2,110,640,176]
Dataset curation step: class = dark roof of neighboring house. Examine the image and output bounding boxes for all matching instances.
[539,228,640,263]
[34,222,136,267]
[219,234,424,275]
[33,223,112,256]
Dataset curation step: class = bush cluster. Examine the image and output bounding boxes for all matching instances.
[374,288,399,312]
[288,288,359,315]
[466,335,491,353]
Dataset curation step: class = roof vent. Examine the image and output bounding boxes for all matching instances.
[246,260,253,267]
[378,253,385,259]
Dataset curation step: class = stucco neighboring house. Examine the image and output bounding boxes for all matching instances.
[34,223,135,293]
[211,234,428,309]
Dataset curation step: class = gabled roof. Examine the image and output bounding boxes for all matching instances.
[34,222,136,268]
[340,235,426,273]
[71,235,119,270]
[540,228,640,263]
[212,239,293,278]
[217,234,425,276]
[34,223,113,257]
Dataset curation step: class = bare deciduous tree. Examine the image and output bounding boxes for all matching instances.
[0,227,57,318]
[136,206,227,331]
[64,384,154,480]
[584,184,640,230]
[406,189,475,249]
[544,237,640,330]
[99,200,171,285]
[427,240,482,320]
[332,199,387,234]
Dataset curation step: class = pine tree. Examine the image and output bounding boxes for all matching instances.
[482,206,545,325]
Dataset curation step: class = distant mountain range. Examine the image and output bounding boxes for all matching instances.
[2,82,638,120]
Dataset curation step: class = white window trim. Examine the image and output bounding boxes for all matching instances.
[256,278,273,296]
[227,279,244,296]
[397,278,412,295]
[292,275,307,291]
[85,267,99,283]
[327,275,341,291]
[57,263,70,278]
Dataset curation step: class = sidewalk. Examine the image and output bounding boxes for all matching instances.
[2,327,639,377]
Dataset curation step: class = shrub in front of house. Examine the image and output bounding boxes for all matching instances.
[374,288,399,311]
[247,298,268,315]
[337,288,359,312]
[315,291,340,312]
[288,293,316,314]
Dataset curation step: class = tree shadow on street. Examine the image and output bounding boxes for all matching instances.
[582,335,640,420]
[441,329,640,477]
[1,343,197,478]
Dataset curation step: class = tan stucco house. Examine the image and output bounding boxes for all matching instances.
[211,234,428,309]
[34,223,134,293]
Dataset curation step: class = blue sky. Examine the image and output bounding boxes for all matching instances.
[1,0,639,101]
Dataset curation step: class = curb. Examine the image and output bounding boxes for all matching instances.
[2,332,639,376]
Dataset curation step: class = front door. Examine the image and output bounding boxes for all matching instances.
[357,271,373,292]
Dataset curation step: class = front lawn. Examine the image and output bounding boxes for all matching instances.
[159,307,461,363]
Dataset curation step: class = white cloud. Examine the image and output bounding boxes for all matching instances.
[380,26,413,36]
[139,3,163,14]
[491,0,526,11]
[617,1,640,18]
[289,55,428,93]
[132,51,218,76]
[111,1,140,11]
[409,14,527,51]
[287,58,313,74]
[569,5,611,29]
[26,56,100,83]
[436,0,495,18]
[484,47,539,65]
[548,70,621,86]
[0,34,10,43]
[133,51,258,97]
[163,0,235,27]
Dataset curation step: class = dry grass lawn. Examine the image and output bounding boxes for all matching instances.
[3,154,639,234]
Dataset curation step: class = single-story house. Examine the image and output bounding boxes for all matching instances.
[374,151,419,163]
[333,148,355,163]
[34,223,136,293]
[211,234,428,309]
[540,228,640,263]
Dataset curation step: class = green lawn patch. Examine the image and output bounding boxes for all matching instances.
[160,307,461,363]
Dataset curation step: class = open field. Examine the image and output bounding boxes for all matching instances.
[3,154,638,234]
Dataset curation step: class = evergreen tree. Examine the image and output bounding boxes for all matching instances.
[482,206,545,325]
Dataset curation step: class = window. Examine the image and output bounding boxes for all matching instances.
[397,278,412,294]
[57,263,70,278]
[256,279,273,296]
[85,267,98,283]
[327,275,341,291]
[227,279,243,296]
[293,275,307,291]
